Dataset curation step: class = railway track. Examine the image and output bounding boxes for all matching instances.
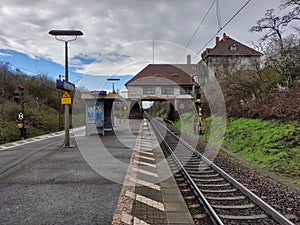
[148,115,295,225]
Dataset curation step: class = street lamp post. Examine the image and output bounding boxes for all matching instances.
[107,78,120,93]
[49,30,83,147]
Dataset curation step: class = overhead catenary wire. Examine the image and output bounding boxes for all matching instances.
[193,0,252,59]
[184,0,217,49]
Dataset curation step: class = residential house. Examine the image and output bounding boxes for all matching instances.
[201,33,263,79]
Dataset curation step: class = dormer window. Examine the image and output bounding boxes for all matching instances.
[229,44,238,52]
[172,73,179,78]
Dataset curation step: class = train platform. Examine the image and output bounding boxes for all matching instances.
[113,119,194,225]
[0,119,193,225]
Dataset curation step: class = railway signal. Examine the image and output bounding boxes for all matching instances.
[194,83,200,95]
[193,83,203,135]
[13,92,20,104]
[13,87,24,104]
[14,87,26,138]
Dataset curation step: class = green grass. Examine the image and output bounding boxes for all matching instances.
[176,113,195,135]
[0,121,21,144]
[223,118,300,184]
[176,114,300,185]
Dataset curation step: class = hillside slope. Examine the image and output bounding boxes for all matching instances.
[228,81,300,120]
[0,62,64,143]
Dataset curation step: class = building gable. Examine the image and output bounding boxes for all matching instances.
[201,33,263,60]
[125,64,193,86]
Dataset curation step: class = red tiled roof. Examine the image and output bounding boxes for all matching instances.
[125,64,193,86]
[201,35,263,60]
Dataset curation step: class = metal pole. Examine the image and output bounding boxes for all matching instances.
[21,88,25,139]
[49,30,83,147]
[64,41,70,147]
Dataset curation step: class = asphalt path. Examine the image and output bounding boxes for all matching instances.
[0,120,141,225]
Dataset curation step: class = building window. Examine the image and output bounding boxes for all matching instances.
[198,76,207,84]
[161,86,174,95]
[180,86,192,95]
[143,87,155,95]
[229,44,238,52]
[172,73,179,78]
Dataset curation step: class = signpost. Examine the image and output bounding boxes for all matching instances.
[61,91,72,105]
[56,79,75,92]
[57,80,74,105]
[63,80,75,92]
[49,29,83,147]
[18,112,24,121]
[56,79,63,89]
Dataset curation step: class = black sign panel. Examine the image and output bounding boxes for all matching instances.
[63,80,75,92]
[56,80,63,89]
[56,79,75,92]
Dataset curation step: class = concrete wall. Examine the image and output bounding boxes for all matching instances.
[205,56,261,78]
[127,85,191,99]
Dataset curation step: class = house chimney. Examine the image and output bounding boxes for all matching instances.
[223,33,227,41]
[216,36,220,45]
[187,55,191,64]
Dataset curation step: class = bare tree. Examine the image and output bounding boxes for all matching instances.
[250,1,300,86]
[250,9,285,49]
[281,0,300,32]
[250,0,300,50]
[280,0,300,13]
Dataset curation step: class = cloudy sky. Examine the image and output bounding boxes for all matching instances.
[0,0,288,89]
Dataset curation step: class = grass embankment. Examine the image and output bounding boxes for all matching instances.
[0,100,85,144]
[176,113,300,185]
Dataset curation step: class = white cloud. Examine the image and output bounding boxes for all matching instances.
[0,52,12,57]
[0,0,284,76]
[75,40,196,75]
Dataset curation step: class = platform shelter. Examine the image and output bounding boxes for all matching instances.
[81,91,125,136]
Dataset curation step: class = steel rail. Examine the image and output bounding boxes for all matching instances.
[150,117,224,225]
[149,115,295,225]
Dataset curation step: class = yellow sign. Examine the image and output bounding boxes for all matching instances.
[62,91,71,98]
[61,97,71,105]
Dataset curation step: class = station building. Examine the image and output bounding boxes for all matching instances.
[125,62,206,119]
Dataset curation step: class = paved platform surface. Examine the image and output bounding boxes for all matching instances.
[113,119,194,225]
[0,119,194,224]
[0,120,139,225]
